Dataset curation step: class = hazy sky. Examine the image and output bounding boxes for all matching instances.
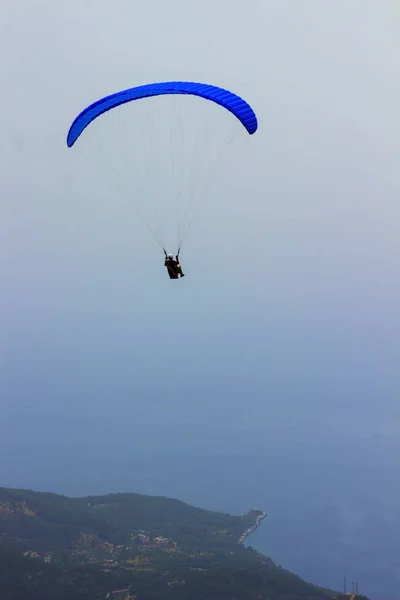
[1,0,400,488]
[1,3,400,598]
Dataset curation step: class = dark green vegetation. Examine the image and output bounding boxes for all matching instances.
[331,596,370,600]
[0,487,367,600]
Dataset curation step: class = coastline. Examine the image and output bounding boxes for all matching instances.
[238,509,267,544]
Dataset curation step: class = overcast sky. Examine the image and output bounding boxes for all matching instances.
[1,0,399,489]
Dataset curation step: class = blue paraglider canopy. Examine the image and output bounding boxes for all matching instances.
[67,81,258,147]
[66,80,258,254]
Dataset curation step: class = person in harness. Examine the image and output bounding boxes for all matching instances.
[164,252,185,279]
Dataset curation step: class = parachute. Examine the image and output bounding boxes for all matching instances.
[67,81,258,253]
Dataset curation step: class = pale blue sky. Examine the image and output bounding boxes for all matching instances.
[1,2,400,597]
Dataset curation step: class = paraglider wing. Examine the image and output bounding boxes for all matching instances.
[67,81,258,147]
[66,80,258,254]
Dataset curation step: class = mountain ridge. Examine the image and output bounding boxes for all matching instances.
[0,487,369,600]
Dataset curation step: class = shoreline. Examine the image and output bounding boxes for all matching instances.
[238,509,267,544]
